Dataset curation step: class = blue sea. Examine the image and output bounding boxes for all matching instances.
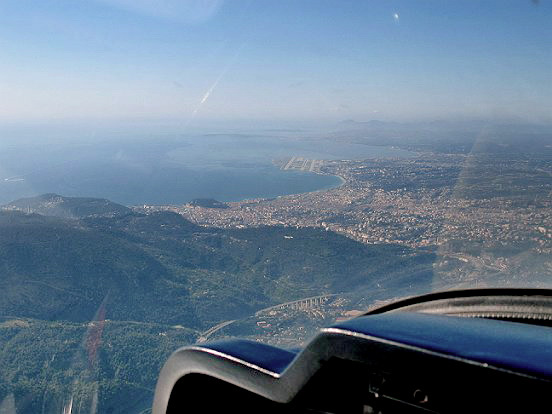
[0,133,412,206]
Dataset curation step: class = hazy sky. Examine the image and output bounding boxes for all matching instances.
[0,0,550,125]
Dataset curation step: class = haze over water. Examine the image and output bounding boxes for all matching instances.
[0,133,412,206]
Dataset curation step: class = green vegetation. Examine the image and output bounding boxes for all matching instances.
[189,198,229,209]
[4,193,132,219]
[0,317,196,414]
[0,195,435,413]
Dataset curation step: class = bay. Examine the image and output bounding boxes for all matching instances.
[0,134,413,206]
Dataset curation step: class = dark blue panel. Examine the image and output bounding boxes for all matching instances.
[333,313,552,378]
[200,339,297,374]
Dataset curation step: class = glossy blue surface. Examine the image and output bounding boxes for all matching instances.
[201,339,298,374]
[334,313,552,378]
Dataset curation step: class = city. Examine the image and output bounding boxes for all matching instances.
[142,150,551,287]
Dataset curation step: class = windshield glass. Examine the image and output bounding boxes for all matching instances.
[0,1,550,413]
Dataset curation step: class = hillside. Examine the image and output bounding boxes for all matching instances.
[0,199,435,327]
[0,317,197,414]
[0,194,435,413]
[189,198,229,209]
[3,193,132,219]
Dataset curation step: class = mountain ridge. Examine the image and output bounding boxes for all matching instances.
[2,193,132,219]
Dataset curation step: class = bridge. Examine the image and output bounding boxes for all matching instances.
[197,319,236,343]
[196,294,338,343]
[254,294,337,316]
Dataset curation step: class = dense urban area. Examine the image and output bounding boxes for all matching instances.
[145,152,551,272]
[132,142,552,345]
[148,153,549,245]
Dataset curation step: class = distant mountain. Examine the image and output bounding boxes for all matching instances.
[331,120,481,153]
[338,119,403,128]
[332,119,552,154]
[2,193,131,219]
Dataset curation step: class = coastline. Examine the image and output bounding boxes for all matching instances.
[306,171,346,192]
[227,166,346,204]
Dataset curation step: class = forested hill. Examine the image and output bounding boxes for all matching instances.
[3,193,132,219]
[0,195,435,327]
[0,194,435,414]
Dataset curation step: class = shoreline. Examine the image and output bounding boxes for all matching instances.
[224,168,346,205]
[137,163,348,208]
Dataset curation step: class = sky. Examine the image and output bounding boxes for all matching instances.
[0,0,551,126]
